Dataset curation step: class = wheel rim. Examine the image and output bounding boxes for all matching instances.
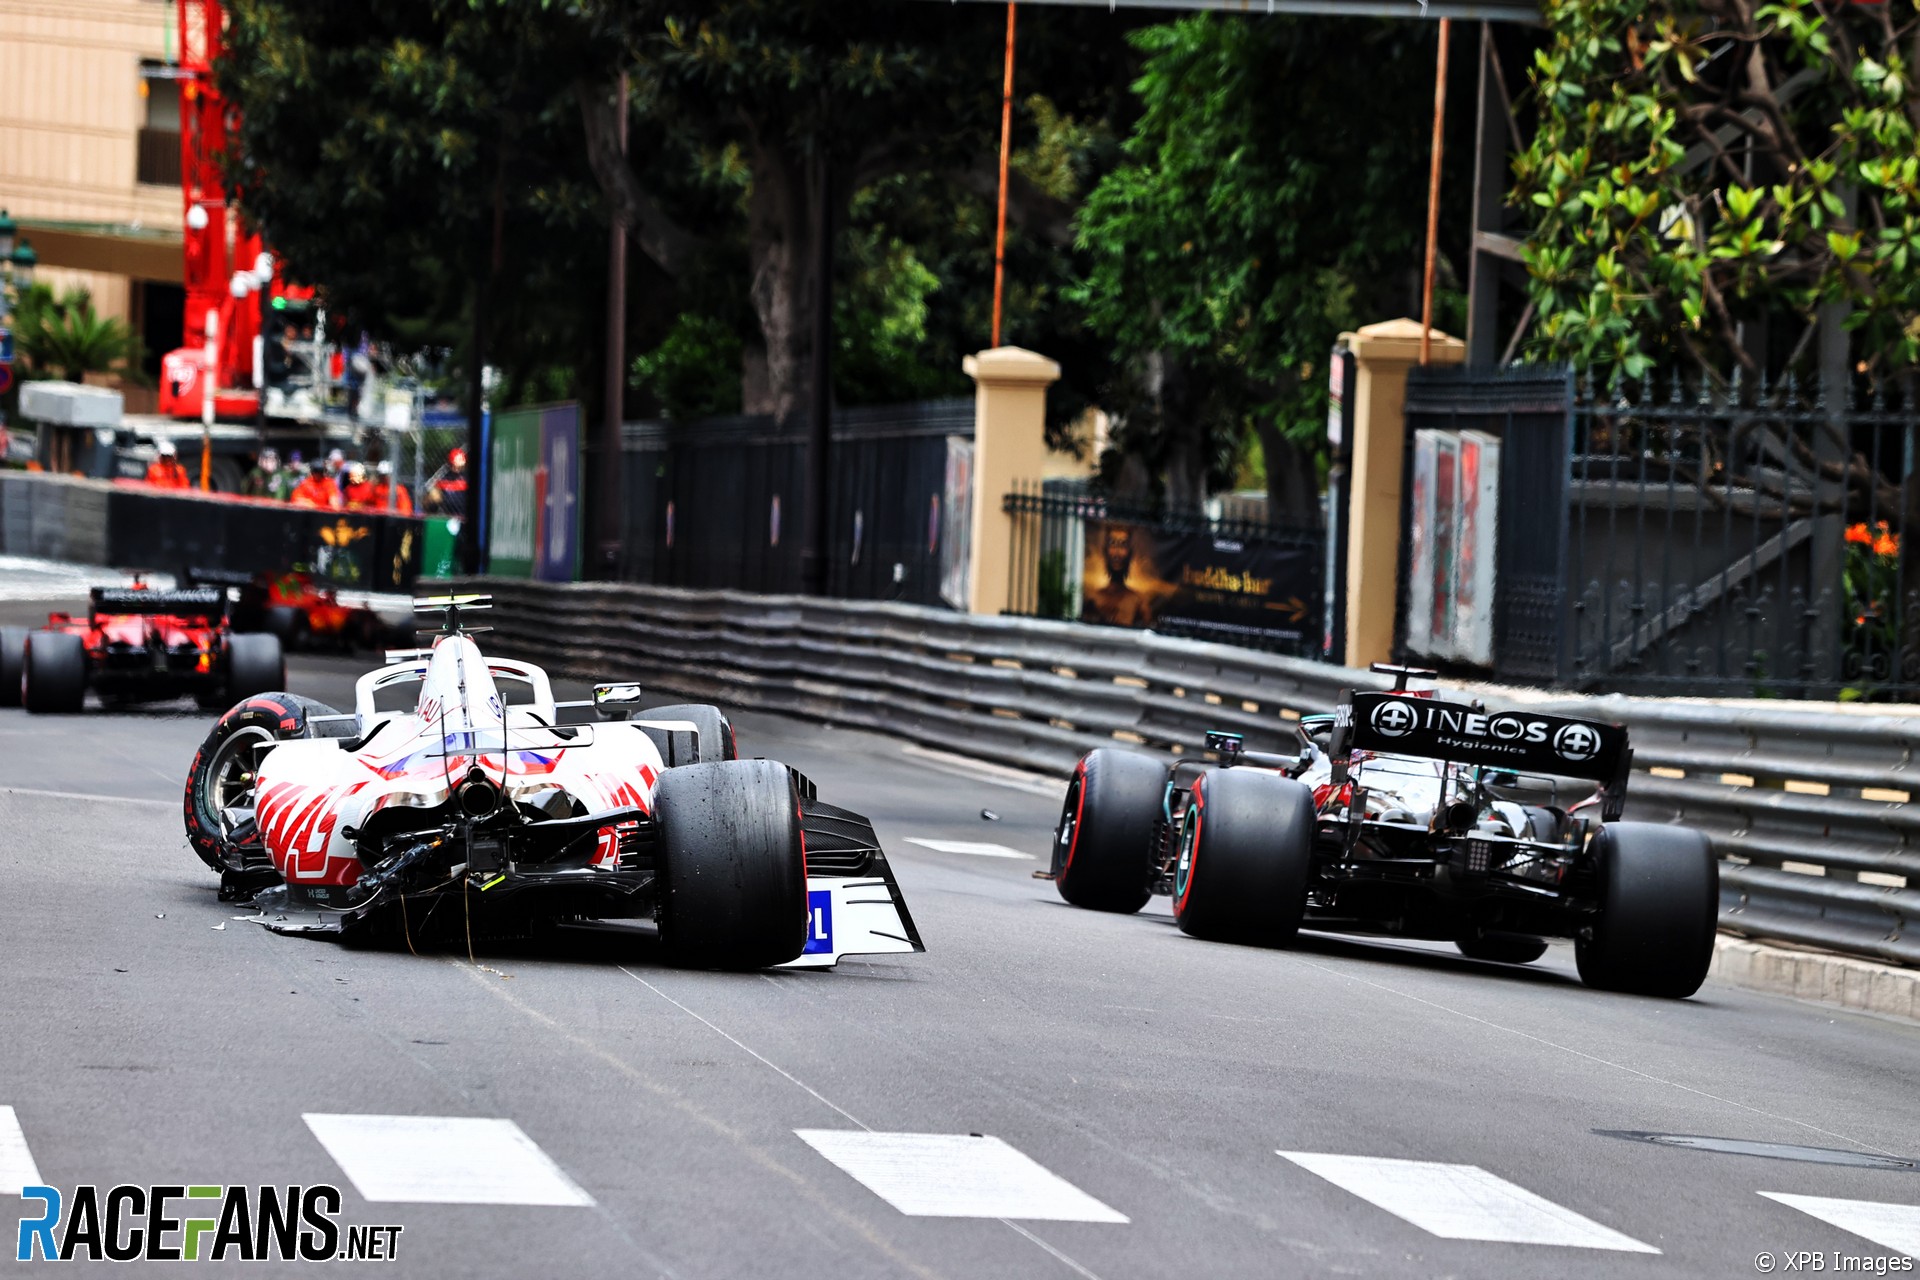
[204,725,273,842]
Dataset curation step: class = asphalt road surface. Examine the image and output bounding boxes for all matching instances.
[3,587,1920,1278]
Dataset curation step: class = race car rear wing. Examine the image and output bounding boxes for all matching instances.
[89,586,227,618]
[1331,689,1631,820]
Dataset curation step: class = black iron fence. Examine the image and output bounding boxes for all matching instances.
[1004,482,1327,656]
[614,398,971,607]
[1567,373,1920,700]
[1400,365,1920,701]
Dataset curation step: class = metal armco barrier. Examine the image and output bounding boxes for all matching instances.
[0,471,424,592]
[462,578,1920,968]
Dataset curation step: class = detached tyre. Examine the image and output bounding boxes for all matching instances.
[1173,768,1316,946]
[1053,748,1164,914]
[639,702,737,766]
[654,758,807,969]
[224,632,285,702]
[0,626,26,707]
[21,631,86,714]
[1575,822,1718,998]
[184,693,351,875]
[1457,934,1550,965]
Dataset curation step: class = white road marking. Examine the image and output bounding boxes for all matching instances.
[1277,1152,1658,1252]
[0,787,175,808]
[899,744,1065,797]
[1761,1193,1920,1257]
[797,1130,1128,1223]
[904,838,1034,860]
[0,1106,44,1195]
[303,1114,594,1206]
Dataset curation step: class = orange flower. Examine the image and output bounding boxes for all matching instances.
[1847,522,1873,546]
[1876,532,1900,557]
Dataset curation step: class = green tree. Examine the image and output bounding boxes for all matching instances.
[1071,15,1449,516]
[13,285,147,384]
[1513,0,1920,378]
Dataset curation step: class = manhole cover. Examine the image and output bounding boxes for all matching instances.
[1595,1131,1915,1170]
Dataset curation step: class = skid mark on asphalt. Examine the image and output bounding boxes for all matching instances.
[796,1131,1128,1223]
[1278,1151,1658,1253]
[904,839,1034,860]
[452,960,946,1280]
[1760,1193,1920,1258]
[304,1113,594,1206]
[0,786,174,808]
[0,1105,44,1194]
[620,966,1117,1280]
[1288,955,1904,1159]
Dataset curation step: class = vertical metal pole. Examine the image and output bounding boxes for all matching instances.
[800,145,833,597]
[200,307,216,489]
[991,2,1017,349]
[1420,18,1451,367]
[1465,23,1502,366]
[598,73,629,580]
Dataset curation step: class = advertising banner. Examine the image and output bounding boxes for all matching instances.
[1405,427,1500,666]
[488,403,580,581]
[1080,519,1316,646]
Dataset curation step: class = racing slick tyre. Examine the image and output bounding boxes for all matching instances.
[184,693,354,877]
[1173,768,1316,946]
[653,758,807,970]
[639,703,737,766]
[224,632,286,703]
[21,631,86,714]
[1053,748,1165,913]
[1574,822,1718,998]
[1457,934,1550,965]
[0,626,26,707]
[263,605,309,651]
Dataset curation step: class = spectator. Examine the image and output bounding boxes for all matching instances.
[342,462,375,509]
[275,451,305,501]
[145,440,191,489]
[242,447,281,498]
[426,446,468,516]
[289,460,342,510]
[363,460,414,514]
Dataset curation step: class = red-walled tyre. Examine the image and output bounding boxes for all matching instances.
[1172,767,1316,946]
[183,693,349,875]
[1052,748,1165,914]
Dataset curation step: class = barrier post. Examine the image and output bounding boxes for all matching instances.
[963,346,1059,615]
[1342,318,1465,667]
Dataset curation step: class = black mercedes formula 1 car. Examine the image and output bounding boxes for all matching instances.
[1043,665,1718,998]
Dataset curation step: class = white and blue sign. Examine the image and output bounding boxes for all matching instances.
[803,889,834,955]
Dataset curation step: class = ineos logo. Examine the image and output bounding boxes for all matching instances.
[1488,714,1527,741]
[1370,699,1418,738]
[1554,722,1603,763]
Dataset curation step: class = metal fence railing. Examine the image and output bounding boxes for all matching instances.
[458,576,1920,970]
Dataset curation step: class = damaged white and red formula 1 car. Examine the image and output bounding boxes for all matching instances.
[181,595,921,970]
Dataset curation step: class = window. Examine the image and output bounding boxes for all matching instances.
[136,61,181,187]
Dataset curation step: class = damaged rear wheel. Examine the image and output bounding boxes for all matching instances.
[184,693,351,880]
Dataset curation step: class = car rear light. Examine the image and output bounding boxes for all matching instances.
[1464,839,1492,874]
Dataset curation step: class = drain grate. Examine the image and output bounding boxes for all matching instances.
[1595,1131,1915,1170]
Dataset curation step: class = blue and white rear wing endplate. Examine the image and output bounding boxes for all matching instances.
[778,876,925,970]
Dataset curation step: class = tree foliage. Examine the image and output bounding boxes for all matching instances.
[1515,0,1920,377]
[13,286,147,385]
[1071,15,1452,514]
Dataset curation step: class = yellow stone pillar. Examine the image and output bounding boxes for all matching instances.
[963,346,1061,614]
[1341,318,1466,668]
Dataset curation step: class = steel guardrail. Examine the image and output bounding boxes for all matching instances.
[454,577,1920,968]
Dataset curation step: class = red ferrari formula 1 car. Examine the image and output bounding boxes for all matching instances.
[188,569,406,653]
[0,582,284,714]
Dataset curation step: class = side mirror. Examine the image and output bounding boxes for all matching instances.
[1205,730,1244,759]
[593,682,644,721]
